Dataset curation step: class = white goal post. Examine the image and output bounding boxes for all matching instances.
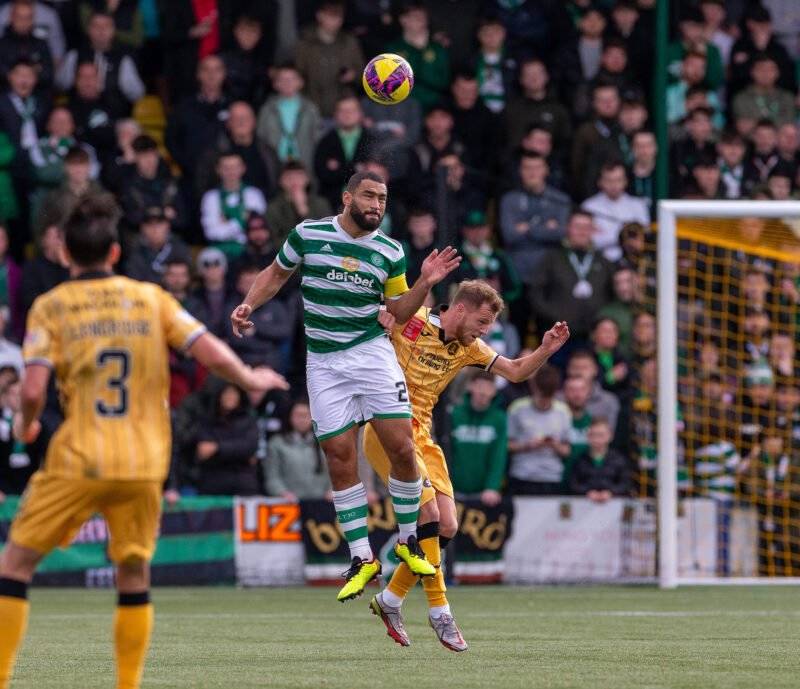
[657,200,800,588]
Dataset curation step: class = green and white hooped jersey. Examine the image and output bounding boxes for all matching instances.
[276,216,409,354]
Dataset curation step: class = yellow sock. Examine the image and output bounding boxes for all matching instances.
[114,596,154,689]
[0,591,29,689]
[387,562,419,599]
[420,535,448,608]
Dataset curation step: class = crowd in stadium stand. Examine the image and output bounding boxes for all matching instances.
[0,0,799,528]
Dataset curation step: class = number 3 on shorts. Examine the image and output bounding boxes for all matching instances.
[395,381,408,402]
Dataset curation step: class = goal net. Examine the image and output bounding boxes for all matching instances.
[651,201,800,586]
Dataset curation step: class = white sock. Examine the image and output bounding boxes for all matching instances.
[429,604,451,619]
[332,483,373,561]
[380,589,404,608]
[388,476,421,543]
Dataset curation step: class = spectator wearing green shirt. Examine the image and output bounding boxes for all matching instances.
[450,371,508,506]
[454,209,522,305]
[666,7,724,90]
[387,2,451,112]
[561,375,593,490]
[598,266,637,359]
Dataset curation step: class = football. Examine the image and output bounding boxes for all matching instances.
[362,53,414,105]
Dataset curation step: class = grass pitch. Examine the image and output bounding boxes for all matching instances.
[12,585,800,689]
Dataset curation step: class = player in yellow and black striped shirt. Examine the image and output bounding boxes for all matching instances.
[0,195,288,689]
[364,280,570,651]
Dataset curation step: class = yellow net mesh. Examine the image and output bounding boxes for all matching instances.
[637,215,800,577]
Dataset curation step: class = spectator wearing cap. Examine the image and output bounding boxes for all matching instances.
[530,210,615,346]
[195,100,277,202]
[188,247,234,338]
[717,131,747,199]
[313,93,378,210]
[386,2,450,112]
[227,213,278,285]
[471,15,516,115]
[455,209,521,305]
[448,71,500,173]
[504,58,571,158]
[499,152,570,284]
[571,81,623,201]
[256,64,322,173]
[0,58,49,154]
[582,161,649,262]
[123,206,192,284]
[743,119,781,193]
[729,4,796,102]
[666,7,724,90]
[225,263,295,374]
[200,151,267,255]
[265,161,332,247]
[733,54,796,130]
[119,134,185,232]
[293,0,364,119]
[56,11,144,109]
[0,0,53,90]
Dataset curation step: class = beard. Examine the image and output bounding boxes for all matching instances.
[349,203,383,232]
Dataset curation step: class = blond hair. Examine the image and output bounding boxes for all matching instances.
[451,279,505,314]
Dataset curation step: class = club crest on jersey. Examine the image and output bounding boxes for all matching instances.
[341,257,360,272]
[447,342,459,355]
[402,316,425,341]
[369,252,385,268]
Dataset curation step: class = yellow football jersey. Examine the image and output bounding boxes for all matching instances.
[391,305,498,428]
[22,273,206,481]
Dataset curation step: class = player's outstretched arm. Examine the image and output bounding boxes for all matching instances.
[492,321,570,383]
[189,332,290,393]
[386,247,461,323]
[230,261,294,337]
[13,364,49,443]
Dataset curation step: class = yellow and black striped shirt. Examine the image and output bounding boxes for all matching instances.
[22,273,206,481]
